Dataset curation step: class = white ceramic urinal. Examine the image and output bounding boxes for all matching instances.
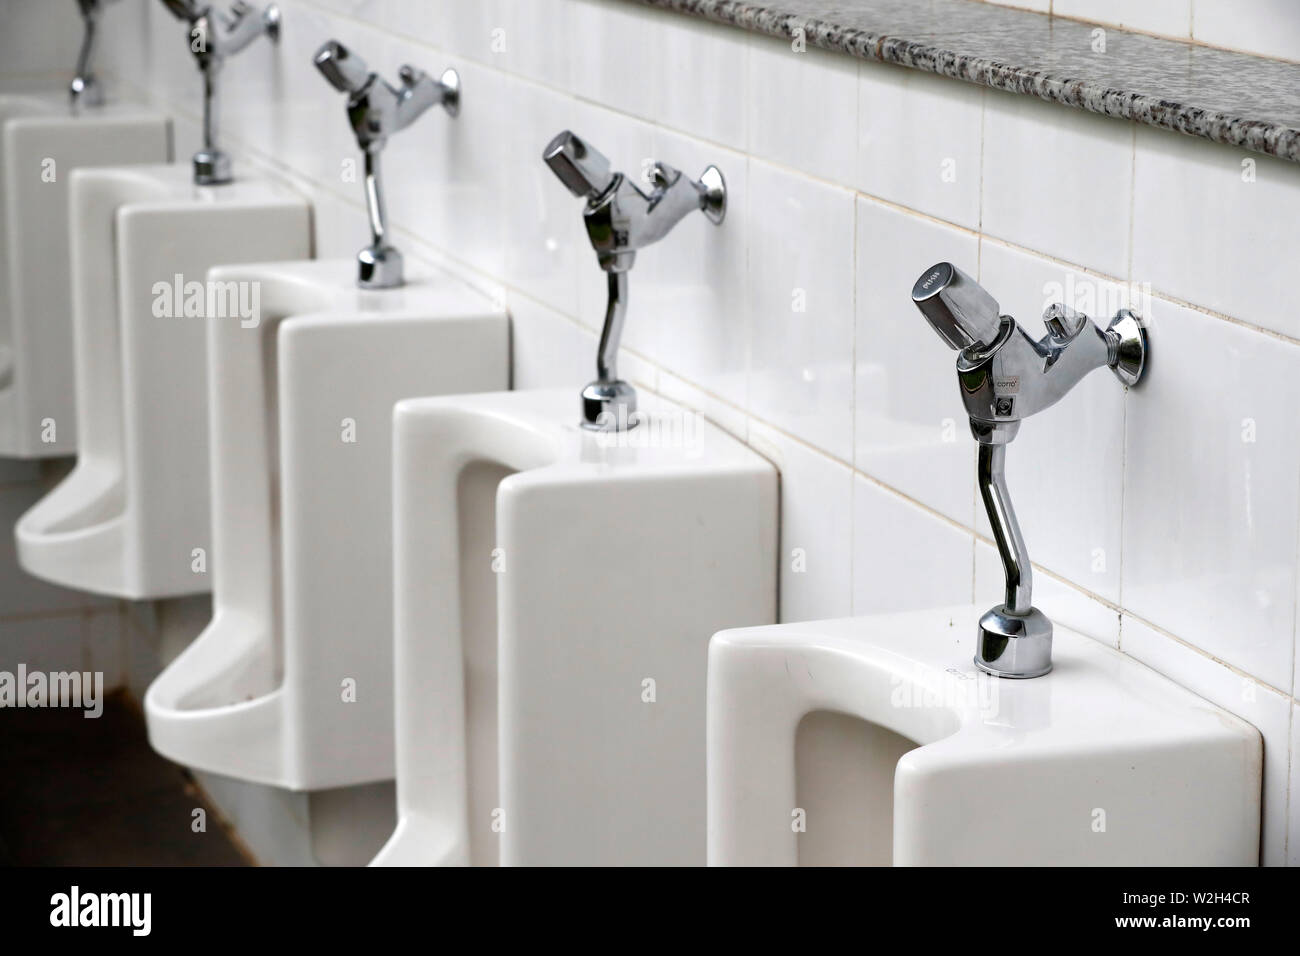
[371,390,777,866]
[15,164,311,598]
[143,259,508,789]
[0,94,170,456]
[707,605,1262,866]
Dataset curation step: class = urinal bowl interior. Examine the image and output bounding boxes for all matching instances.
[794,712,922,866]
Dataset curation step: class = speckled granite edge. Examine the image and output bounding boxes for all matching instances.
[626,0,1300,162]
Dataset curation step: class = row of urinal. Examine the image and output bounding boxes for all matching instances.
[2,1,1264,866]
[3,2,777,866]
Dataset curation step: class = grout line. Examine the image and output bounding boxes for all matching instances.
[1122,608,1294,700]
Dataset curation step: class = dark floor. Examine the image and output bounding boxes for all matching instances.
[0,691,251,866]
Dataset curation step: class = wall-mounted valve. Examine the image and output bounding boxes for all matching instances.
[70,0,120,110]
[543,130,726,431]
[912,262,1148,678]
[313,39,459,289]
[158,0,281,185]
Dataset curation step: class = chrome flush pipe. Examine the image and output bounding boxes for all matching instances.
[586,272,632,428]
[596,271,629,386]
[70,0,119,110]
[363,149,389,259]
[543,129,727,431]
[978,443,1032,615]
[313,39,460,289]
[912,262,1148,678]
[158,0,282,185]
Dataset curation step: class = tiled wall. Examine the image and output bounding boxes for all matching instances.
[3,0,1298,865]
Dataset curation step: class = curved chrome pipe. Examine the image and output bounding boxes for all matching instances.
[977,443,1032,614]
[579,272,636,431]
[543,130,727,431]
[313,38,459,288]
[913,262,1148,678]
[159,1,281,184]
[596,271,628,386]
[70,0,122,109]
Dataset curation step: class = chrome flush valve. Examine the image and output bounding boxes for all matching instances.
[912,262,1148,678]
[313,39,460,289]
[70,0,121,110]
[543,130,726,431]
[158,0,282,185]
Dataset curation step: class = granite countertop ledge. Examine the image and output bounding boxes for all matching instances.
[628,0,1300,162]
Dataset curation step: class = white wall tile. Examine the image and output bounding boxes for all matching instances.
[748,422,853,622]
[307,187,372,261]
[417,0,506,66]
[855,197,978,526]
[1121,616,1290,865]
[749,36,857,187]
[1133,126,1300,339]
[982,90,1134,277]
[636,129,748,406]
[1123,296,1300,692]
[0,0,81,76]
[1192,0,1300,63]
[567,0,662,120]
[976,239,1128,603]
[856,476,973,614]
[748,160,856,461]
[384,54,511,280]
[143,0,200,117]
[1054,0,1192,38]
[491,0,577,90]
[857,63,983,230]
[660,11,749,148]
[507,293,597,391]
[657,370,748,442]
[501,79,588,317]
[98,0,152,90]
[256,1,367,195]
